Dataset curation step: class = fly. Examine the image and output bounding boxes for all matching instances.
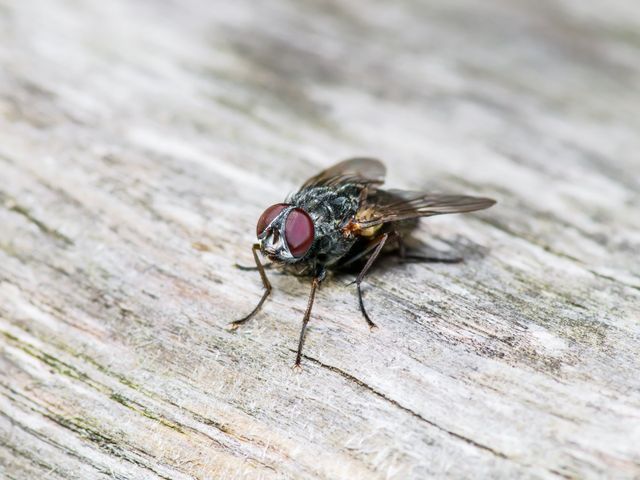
[231,158,496,370]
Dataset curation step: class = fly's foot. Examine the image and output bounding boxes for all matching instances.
[292,363,303,374]
[235,263,256,271]
[227,318,248,331]
[369,323,379,332]
[235,262,275,271]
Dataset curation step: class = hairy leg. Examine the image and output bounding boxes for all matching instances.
[229,244,272,329]
[293,275,322,371]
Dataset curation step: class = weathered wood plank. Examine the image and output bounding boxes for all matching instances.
[1,0,639,479]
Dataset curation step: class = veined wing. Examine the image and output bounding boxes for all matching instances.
[300,158,386,190]
[355,189,496,228]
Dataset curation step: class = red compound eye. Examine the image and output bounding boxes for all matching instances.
[257,203,288,237]
[285,209,314,258]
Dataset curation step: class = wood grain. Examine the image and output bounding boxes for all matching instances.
[1,0,639,479]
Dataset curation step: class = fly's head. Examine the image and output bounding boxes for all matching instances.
[256,203,315,264]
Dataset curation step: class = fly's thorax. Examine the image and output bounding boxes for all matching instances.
[257,184,363,267]
[288,184,363,267]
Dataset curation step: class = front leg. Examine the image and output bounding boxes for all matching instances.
[293,272,324,371]
[234,262,274,272]
[229,244,272,330]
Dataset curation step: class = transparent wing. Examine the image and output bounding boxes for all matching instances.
[356,189,496,228]
[301,158,386,189]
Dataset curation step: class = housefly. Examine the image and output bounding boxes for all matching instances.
[232,158,496,370]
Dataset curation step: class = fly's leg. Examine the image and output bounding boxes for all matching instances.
[235,262,274,272]
[403,255,463,264]
[229,244,272,330]
[355,232,390,331]
[293,273,323,371]
[396,232,407,259]
[396,235,462,264]
[339,237,389,269]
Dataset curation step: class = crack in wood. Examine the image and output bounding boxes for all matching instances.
[1,194,73,246]
[299,354,578,479]
[298,354,508,457]
[1,329,289,475]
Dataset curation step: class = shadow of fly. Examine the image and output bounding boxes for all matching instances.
[232,158,496,370]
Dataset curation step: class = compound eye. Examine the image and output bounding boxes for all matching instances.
[285,209,315,258]
[257,203,288,237]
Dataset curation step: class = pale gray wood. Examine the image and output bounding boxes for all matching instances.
[1,0,639,479]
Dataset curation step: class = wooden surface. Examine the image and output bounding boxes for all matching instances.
[1,0,640,479]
